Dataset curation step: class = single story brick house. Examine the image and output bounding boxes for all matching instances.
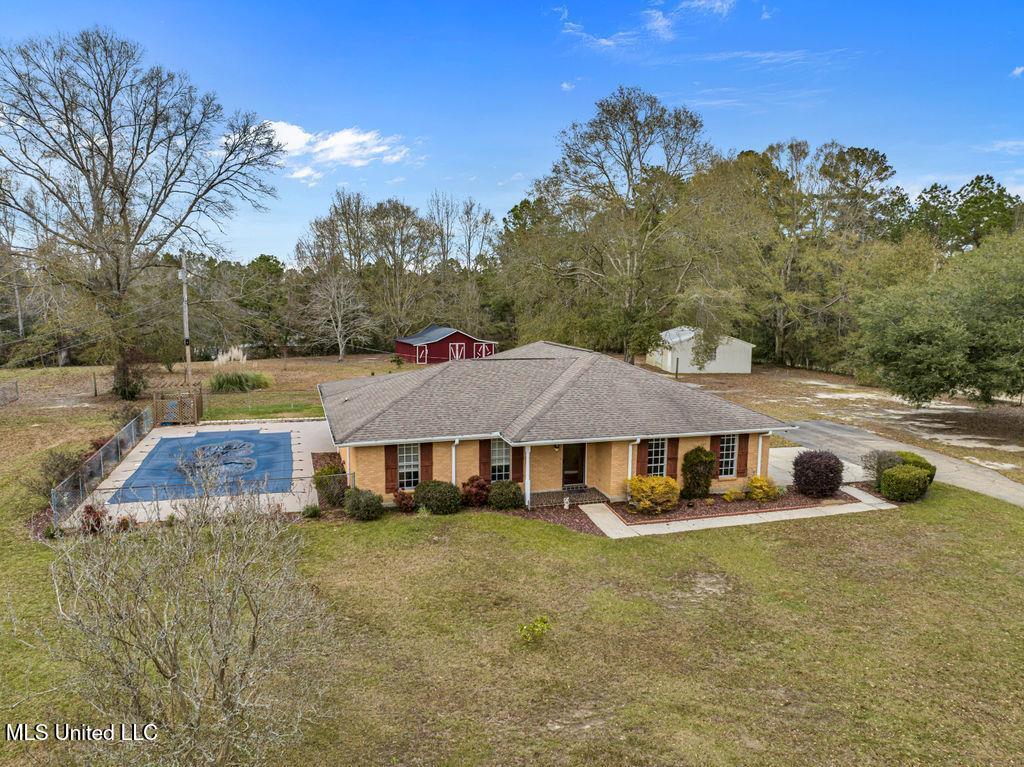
[318,341,792,506]
[394,323,496,364]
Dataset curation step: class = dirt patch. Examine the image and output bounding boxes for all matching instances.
[608,488,861,525]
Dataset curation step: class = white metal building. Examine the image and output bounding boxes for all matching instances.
[646,326,754,374]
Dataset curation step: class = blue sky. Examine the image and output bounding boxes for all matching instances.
[5,0,1024,262]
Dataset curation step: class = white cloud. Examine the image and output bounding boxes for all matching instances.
[642,9,675,40]
[287,166,324,186]
[985,139,1024,154]
[1012,66,1024,78]
[560,81,576,91]
[497,172,525,188]
[562,20,637,49]
[682,0,736,15]
[268,120,413,183]
[760,5,776,20]
[385,176,406,185]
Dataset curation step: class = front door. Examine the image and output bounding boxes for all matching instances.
[562,443,586,487]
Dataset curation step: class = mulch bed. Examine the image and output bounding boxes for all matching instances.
[609,488,862,525]
[490,505,606,536]
[312,452,343,472]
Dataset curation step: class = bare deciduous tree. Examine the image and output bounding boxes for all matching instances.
[41,490,331,767]
[457,198,494,269]
[302,267,376,360]
[0,28,281,396]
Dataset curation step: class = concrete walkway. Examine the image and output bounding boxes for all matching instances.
[789,420,1024,507]
[580,485,895,539]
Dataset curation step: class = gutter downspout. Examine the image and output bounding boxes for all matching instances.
[451,438,459,484]
[756,432,767,477]
[626,437,640,501]
[524,445,532,508]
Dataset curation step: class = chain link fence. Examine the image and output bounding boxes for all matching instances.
[50,406,155,527]
[0,379,19,406]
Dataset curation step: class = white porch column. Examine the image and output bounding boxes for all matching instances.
[524,445,532,506]
[756,433,764,476]
[451,439,459,484]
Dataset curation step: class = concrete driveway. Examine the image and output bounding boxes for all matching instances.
[785,420,1024,507]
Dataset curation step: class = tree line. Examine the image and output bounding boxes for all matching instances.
[1,31,1021,403]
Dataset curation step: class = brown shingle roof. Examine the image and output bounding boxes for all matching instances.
[318,341,789,445]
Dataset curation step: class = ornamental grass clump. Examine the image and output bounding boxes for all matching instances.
[208,370,272,393]
[628,475,680,514]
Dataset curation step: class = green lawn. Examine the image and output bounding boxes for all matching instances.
[3,359,1023,765]
[7,480,1022,765]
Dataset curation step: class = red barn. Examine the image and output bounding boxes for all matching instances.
[394,324,496,364]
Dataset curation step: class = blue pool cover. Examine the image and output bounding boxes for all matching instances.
[110,429,293,503]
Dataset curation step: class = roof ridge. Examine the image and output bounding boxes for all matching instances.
[502,354,598,442]
[327,363,450,442]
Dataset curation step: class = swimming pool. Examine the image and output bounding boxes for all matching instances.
[109,429,293,503]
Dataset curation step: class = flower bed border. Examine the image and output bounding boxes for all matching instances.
[608,489,865,526]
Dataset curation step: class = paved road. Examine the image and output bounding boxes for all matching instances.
[787,420,1024,508]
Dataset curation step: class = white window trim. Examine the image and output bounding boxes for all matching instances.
[397,443,420,490]
[490,439,511,482]
[718,434,738,479]
[646,437,667,476]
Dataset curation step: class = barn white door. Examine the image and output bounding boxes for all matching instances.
[473,342,491,358]
[416,346,428,364]
[450,342,466,360]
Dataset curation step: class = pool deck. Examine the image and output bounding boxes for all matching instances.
[76,419,336,525]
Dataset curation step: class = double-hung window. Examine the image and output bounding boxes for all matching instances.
[718,434,738,478]
[397,443,420,490]
[491,439,511,482]
[646,437,667,476]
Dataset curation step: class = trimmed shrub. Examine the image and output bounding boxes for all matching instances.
[344,488,385,521]
[302,504,321,519]
[208,370,272,393]
[896,451,937,483]
[722,488,746,502]
[628,475,680,514]
[746,475,783,502]
[414,480,461,515]
[393,490,415,513]
[489,480,524,510]
[681,446,715,499]
[460,474,491,507]
[313,465,347,508]
[792,450,844,498]
[861,450,904,490]
[880,464,930,502]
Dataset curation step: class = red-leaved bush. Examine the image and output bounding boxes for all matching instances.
[460,474,490,507]
[393,490,414,513]
[792,450,844,497]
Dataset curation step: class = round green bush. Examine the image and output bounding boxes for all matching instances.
[488,480,524,509]
[413,480,461,515]
[880,464,930,502]
[896,451,936,483]
[301,504,321,519]
[792,450,844,498]
[344,488,385,520]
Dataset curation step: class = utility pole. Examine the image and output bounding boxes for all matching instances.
[179,251,193,386]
